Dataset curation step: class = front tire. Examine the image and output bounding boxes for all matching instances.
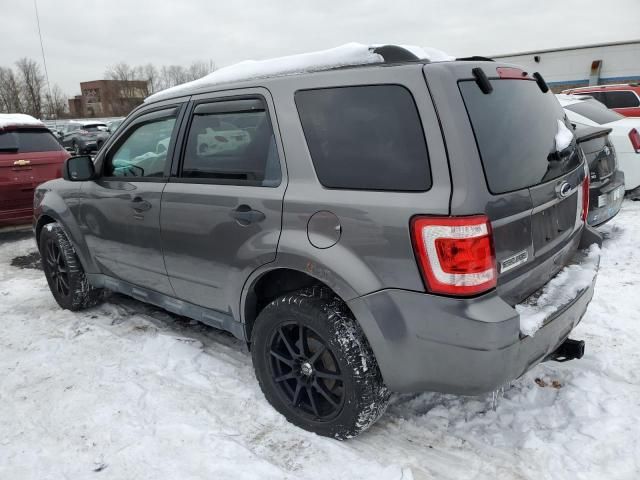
[40,222,104,311]
[251,286,390,439]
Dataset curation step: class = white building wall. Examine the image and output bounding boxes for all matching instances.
[492,40,640,90]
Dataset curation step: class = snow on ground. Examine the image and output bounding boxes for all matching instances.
[1,202,640,479]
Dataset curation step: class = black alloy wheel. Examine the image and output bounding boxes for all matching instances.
[44,237,69,297]
[269,322,346,421]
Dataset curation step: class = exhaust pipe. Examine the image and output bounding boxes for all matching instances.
[550,338,585,362]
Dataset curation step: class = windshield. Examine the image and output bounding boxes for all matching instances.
[564,100,625,125]
[0,129,62,153]
[459,79,581,194]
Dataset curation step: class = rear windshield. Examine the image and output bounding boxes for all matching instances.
[460,79,581,194]
[295,85,431,191]
[564,100,625,125]
[0,129,62,153]
[83,124,107,132]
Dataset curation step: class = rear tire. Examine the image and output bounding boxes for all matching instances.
[251,286,390,439]
[40,222,104,311]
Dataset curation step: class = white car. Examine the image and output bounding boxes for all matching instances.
[557,94,640,192]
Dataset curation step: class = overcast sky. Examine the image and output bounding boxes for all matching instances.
[2,0,639,96]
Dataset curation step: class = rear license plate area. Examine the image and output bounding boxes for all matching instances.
[532,194,577,250]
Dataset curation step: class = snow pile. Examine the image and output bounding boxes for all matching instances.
[146,43,452,102]
[555,119,575,151]
[517,244,600,336]
[0,113,44,130]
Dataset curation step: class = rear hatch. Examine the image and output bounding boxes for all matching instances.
[0,128,68,219]
[574,125,616,183]
[453,66,587,305]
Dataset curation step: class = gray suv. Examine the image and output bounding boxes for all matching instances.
[33,46,602,439]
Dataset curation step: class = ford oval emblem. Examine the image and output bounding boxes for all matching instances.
[558,182,572,198]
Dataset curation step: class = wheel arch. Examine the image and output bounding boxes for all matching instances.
[241,260,360,343]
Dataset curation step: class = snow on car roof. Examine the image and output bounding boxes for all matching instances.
[146,42,453,103]
[0,113,45,130]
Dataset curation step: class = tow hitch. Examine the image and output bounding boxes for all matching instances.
[550,338,585,362]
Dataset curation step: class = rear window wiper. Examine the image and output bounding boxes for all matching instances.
[0,147,19,152]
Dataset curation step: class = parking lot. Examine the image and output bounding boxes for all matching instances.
[1,200,638,480]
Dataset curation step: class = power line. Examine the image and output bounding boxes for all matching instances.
[33,0,56,126]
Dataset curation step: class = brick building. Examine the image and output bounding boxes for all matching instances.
[68,79,148,117]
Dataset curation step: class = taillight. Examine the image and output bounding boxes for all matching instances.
[629,128,640,153]
[581,166,590,222]
[410,215,497,296]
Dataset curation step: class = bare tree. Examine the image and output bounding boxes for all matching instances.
[44,84,68,119]
[15,58,44,118]
[186,60,215,82]
[142,63,160,93]
[0,67,23,113]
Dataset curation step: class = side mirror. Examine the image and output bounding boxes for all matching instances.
[63,155,96,181]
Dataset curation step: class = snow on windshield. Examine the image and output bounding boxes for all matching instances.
[517,244,600,336]
[0,113,44,130]
[146,43,452,103]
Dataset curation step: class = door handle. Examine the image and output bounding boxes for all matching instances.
[230,205,265,226]
[130,197,152,212]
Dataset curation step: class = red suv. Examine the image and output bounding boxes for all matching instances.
[562,84,640,117]
[0,114,70,227]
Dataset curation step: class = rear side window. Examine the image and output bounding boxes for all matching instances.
[603,90,640,109]
[564,100,624,125]
[0,129,62,153]
[295,85,431,191]
[181,103,281,187]
[460,79,581,194]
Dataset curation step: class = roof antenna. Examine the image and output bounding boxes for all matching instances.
[34,0,56,127]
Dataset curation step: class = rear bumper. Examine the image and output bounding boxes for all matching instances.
[588,170,625,227]
[348,225,602,394]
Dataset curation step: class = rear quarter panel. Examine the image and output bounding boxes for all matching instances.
[264,65,451,298]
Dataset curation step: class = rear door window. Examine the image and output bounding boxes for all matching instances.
[459,79,581,194]
[180,100,281,187]
[295,85,431,191]
[0,129,63,153]
[603,90,640,109]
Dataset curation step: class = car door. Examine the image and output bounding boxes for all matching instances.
[160,90,286,316]
[79,105,184,295]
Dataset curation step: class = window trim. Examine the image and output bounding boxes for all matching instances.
[171,94,283,188]
[294,83,433,193]
[99,106,181,182]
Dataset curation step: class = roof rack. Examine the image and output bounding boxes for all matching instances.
[371,45,423,63]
